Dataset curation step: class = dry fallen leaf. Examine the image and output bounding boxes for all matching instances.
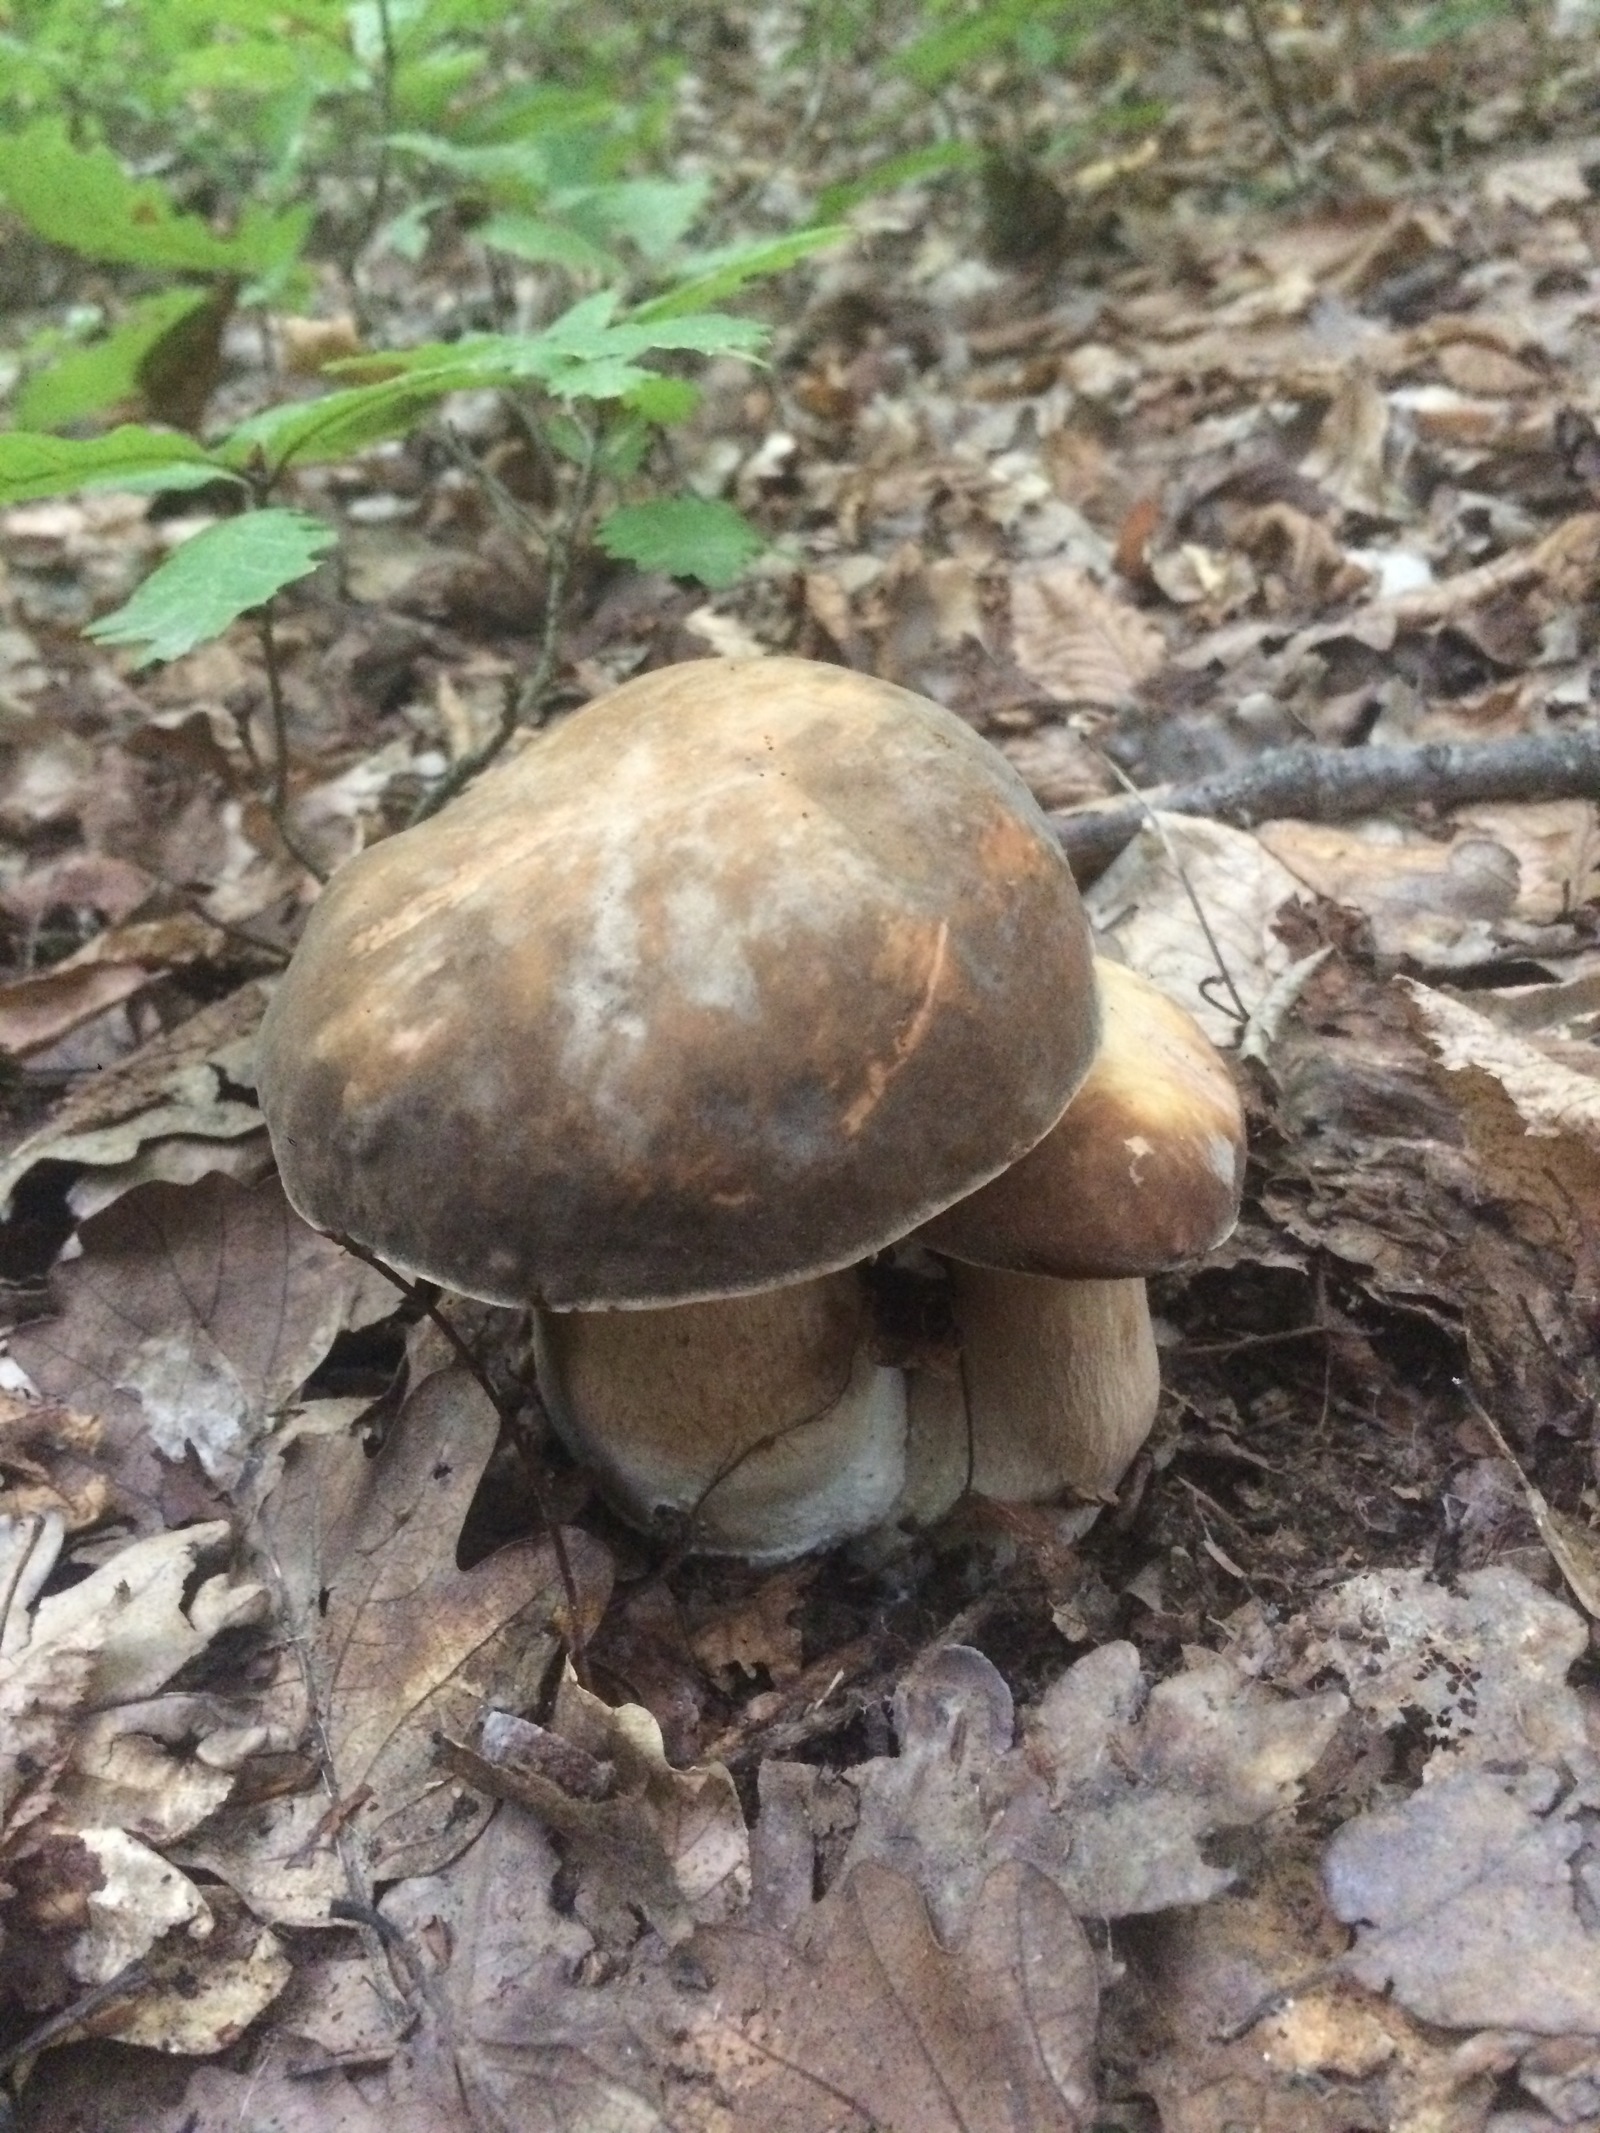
[1326,1763,1600,2034]
[0,980,269,1220]
[835,1641,1344,1933]
[445,1674,750,1947]
[1010,561,1166,705]
[0,1512,282,2038]
[1257,818,1519,967]
[187,1365,613,1919]
[11,1173,395,1491]
[1084,814,1306,1043]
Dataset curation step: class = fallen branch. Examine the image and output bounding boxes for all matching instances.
[1052,726,1600,883]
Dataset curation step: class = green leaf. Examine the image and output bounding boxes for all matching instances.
[636,226,851,321]
[0,427,223,508]
[622,375,701,425]
[85,510,336,664]
[0,120,309,275]
[895,0,1111,87]
[597,497,764,589]
[563,176,710,260]
[220,373,474,471]
[818,141,982,218]
[15,289,213,431]
[478,213,620,276]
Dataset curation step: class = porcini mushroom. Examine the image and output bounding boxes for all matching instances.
[258,657,1099,1559]
[901,959,1246,1519]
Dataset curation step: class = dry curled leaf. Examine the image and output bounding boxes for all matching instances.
[0,980,268,1220]
[198,1366,613,1914]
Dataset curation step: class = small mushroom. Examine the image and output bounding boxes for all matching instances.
[258,657,1099,1558]
[902,960,1246,1518]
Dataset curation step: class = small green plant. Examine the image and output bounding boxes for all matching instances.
[0,0,849,866]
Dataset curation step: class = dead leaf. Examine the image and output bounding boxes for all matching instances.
[445,1675,749,1947]
[0,1398,108,1531]
[1257,818,1519,967]
[1241,1563,1592,1769]
[1483,148,1596,213]
[207,1366,614,1907]
[837,1641,1344,1931]
[1300,367,1413,520]
[0,980,268,1220]
[689,1565,812,1686]
[12,1173,395,1491]
[669,1861,1098,2131]
[1326,1763,1600,2034]
[997,722,1118,810]
[1084,814,1306,1042]
[1010,562,1166,704]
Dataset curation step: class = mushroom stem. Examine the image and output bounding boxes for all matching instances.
[903,1264,1159,1519]
[534,1270,907,1563]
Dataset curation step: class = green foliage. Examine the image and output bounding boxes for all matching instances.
[596,497,765,589]
[0,0,842,675]
[0,120,308,277]
[14,289,214,430]
[85,510,336,665]
[817,142,983,220]
[894,0,1116,90]
[0,426,225,508]
[634,227,850,320]
[1385,0,1514,50]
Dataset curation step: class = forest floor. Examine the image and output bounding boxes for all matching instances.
[8,10,1600,2131]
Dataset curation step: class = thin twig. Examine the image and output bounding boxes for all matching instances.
[344,0,399,285]
[410,423,602,824]
[1096,750,1249,1028]
[1054,726,1600,884]
[0,1958,155,2077]
[331,1232,593,1689]
[1237,0,1306,175]
[255,602,330,883]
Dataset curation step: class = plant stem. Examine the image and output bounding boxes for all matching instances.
[331,1233,594,1689]
[255,601,330,881]
[345,0,399,288]
[410,423,601,823]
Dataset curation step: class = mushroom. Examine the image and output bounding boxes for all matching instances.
[257,657,1099,1560]
[901,959,1247,1520]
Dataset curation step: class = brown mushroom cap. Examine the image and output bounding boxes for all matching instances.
[258,657,1097,1309]
[917,959,1245,1279]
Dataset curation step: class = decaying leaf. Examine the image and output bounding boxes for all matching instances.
[1257,818,1520,968]
[1009,561,1166,705]
[0,980,268,1220]
[1327,1763,1600,2035]
[0,1397,108,1531]
[444,1674,749,1946]
[11,1173,395,1489]
[1084,813,1306,1041]
[192,1365,613,1914]
[833,1641,1344,1933]
[667,1861,1097,2132]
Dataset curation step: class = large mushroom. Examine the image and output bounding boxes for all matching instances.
[257,657,1099,1560]
[901,958,1247,1521]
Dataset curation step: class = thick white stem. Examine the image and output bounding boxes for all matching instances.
[902,1265,1159,1520]
[535,1270,907,1563]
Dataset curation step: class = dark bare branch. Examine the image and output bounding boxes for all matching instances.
[1052,727,1600,884]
